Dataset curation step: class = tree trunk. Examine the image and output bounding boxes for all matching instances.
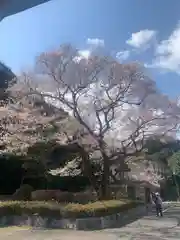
[100,153,110,200]
[80,148,100,198]
[173,174,180,200]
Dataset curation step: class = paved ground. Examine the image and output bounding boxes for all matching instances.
[103,207,180,239]
[1,207,180,239]
[0,227,117,240]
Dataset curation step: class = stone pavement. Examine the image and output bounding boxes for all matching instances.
[0,227,117,240]
[102,207,180,239]
[1,207,180,239]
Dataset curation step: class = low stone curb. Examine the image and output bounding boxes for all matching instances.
[0,205,147,230]
[163,201,180,207]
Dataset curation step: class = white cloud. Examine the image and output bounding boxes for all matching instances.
[74,38,105,62]
[149,24,180,73]
[73,50,91,62]
[126,29,156,48]
[79,50,91,59]
[87,38,105,48]
[116,50,130,61]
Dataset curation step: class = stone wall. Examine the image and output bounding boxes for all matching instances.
[0,205,147,230]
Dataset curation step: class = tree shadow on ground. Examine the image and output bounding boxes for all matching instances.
[113,210,148,229]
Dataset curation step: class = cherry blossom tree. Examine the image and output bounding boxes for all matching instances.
[10,45,180,199]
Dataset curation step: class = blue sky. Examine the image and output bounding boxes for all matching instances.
[1,0,180,99]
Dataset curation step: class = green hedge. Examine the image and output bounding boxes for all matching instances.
[0,154,23,194]
[47,175,91,192]
[0,200,142,219]
[63,200,142,218]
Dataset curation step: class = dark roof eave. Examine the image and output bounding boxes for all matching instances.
[1,0,52,19]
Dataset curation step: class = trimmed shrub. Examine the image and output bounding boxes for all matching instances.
[56,192,73,202]
[0,201,63,218]
[31,190,74,202]
[23,177,47,190]
[31,190,97,203]
[0,154,23,194]
[47,175,90,192]
[31,190,61,201]
[12,185,33,201]
[0,200,142,219]
[72,191,97,204]
[63,200,141,218]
